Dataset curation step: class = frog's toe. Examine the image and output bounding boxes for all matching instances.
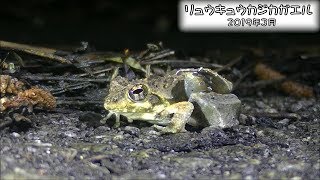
[153,125,182,134]
[153,124,164,131]
[100,111,114,124]
[113,112,121,128]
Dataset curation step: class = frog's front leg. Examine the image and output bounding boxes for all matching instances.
[100,110,121,128]
[154,102,194,134]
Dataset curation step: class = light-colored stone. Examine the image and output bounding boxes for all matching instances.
[189,92,241,128]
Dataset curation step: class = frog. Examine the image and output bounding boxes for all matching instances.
[102,68,233,133]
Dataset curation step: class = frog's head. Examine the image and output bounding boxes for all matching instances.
[104,76,170,121]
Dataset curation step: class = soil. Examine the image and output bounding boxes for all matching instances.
[1,92,319,179]
[0,1,319,179]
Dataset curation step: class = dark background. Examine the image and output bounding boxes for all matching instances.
[0,0,319,52]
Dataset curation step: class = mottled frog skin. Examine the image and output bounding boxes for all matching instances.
[103,68,233,133]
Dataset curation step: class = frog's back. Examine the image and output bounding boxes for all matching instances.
[147,72,188,102]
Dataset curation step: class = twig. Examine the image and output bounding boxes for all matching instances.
[232,70,252,90]
[140,49,175,61]
[215,55,243,73]
[141,59,224,69]
[232,62,256,90]
[51,82,93,95]
[21,74,110,83]
[56,100,103,106]
[0,40,71,64]
[55,97,103,106]
[250,112,301,120]
[77,67,113,77]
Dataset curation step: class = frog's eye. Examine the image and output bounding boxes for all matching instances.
[128,84,148,102]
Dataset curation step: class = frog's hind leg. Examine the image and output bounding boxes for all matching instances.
[154,101,194,134]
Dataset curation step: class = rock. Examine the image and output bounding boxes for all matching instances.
[189,92,241,128]
[255,100,266,109]
[256,117,279,129]
[288,124,297,130]
[63,131,77,138]
[11,132,20,138]
[124,126,140,137]
[2,167,58,180]
[277,118,290,126]
[239,114,248,125]
[146,129,161,136]
[290,103,303,112]
[79,112,103,128]
[246,115,257,125]
[112,134,124,141]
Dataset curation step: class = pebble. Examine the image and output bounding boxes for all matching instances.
[255,101,266,109]
[257,91,263,97]
[112,134,124,141]
[63,131,77,138]
[95,126,111,132]
[156,172,166,179]
[147,130,161,136]
[95,135,107,139]
[26,146,37,153]
[291,177,302,180]
[124,126,140,137]
[277,118,290,126]
[11,132,20,138]
[26,132,40,140]
[239,114,248,125]
[244,175,254,180]
[249,159,261,165]
[290,103,303,112]
[263,148,272,158]
[266,108,278,113]
[288,124,297,130]
[247,115,256,125]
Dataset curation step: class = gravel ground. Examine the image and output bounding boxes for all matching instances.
[1,1,319,179]
[1,93,319,179]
